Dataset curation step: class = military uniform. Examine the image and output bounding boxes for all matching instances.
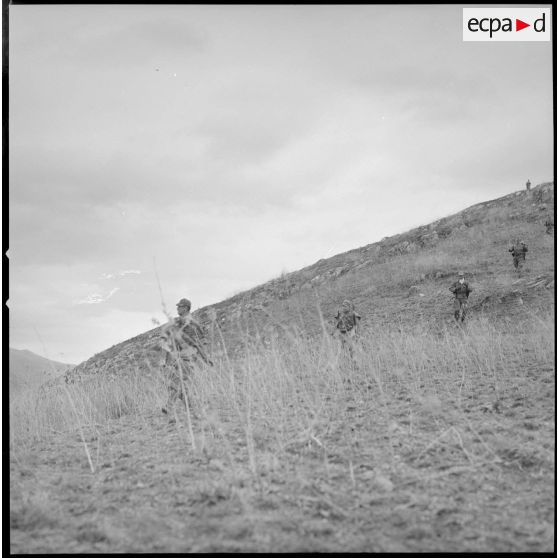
[334,300,361,361]
[509,242,528,271]
[449,275,472,322]
[159,299,211,412]
[335,301,361,336]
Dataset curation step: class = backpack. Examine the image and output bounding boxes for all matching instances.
[336,311,357,332]
[451,281,470,299]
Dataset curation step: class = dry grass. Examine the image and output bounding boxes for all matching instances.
[10,184,554,552]
[10,309,554,467]
[9,372,165,449]
[9,309,555,552]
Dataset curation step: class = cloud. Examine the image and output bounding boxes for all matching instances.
[8,5,553,364]
[10,305,166,365]
[11,7,207,69]
[75,287,120,305]
[102,270,141,279]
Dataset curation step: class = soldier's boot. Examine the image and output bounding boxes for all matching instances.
[161,396,173,415]
[161,394,170,414]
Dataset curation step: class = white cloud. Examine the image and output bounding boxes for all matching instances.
[75,287,120,305]
[8,5,553,363]
[101,269,141,280]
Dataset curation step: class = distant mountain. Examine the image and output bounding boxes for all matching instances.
[9,348,74,394]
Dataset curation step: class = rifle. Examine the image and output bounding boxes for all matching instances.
[191,340,214,366]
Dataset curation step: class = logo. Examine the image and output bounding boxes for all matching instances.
[463,8,551,41]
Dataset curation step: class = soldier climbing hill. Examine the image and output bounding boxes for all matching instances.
[334,300,362,360]
[334,299,361,339]
[449,272,472,323]
[509,240,528,272]
[152,298,212,415]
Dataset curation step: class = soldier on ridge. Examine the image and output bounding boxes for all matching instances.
[526,179,531,191]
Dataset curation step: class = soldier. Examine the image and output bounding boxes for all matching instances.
[508,240,528,272]
[449,272,472,323]
[334,300,361,358]
[155,298,212,414]
[544,219,554,235]
[526,179,531,191]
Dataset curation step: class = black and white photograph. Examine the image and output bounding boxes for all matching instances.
[7,3,555,553]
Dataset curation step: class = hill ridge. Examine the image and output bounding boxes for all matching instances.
[65,181,554,382]
[10,348,75,394]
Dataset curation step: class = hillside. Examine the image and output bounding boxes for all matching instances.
[66,181,554,382]
[10,181,555,553]
[9,348,74,394]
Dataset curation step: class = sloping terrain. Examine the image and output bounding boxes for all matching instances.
[9,348,74,395]
[66,181,554,381]
[10,181,555,553]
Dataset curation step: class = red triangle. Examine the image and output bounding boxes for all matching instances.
[516,19,530,31]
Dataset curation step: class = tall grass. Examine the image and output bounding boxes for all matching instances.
[9,372,165,448]
[10,310,554,476]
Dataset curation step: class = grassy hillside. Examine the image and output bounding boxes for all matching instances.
[9,348,74,395]
[10,181,555,553]
[66,181,554,381]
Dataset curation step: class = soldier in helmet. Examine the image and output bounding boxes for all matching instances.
[508,240,528,272]
[334,299,361,360]
[526,179,531,191]
[156,298,212,414]
[449,272,472,323]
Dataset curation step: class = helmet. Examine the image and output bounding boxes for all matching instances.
[176,298,191,310]
[458,271,465,277]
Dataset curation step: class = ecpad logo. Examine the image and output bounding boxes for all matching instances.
[463,8,550,41]
[468,14,545,37]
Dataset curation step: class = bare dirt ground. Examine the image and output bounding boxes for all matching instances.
[10,352,555,553]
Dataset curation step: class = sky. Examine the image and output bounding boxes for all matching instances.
[8,5,554,364]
